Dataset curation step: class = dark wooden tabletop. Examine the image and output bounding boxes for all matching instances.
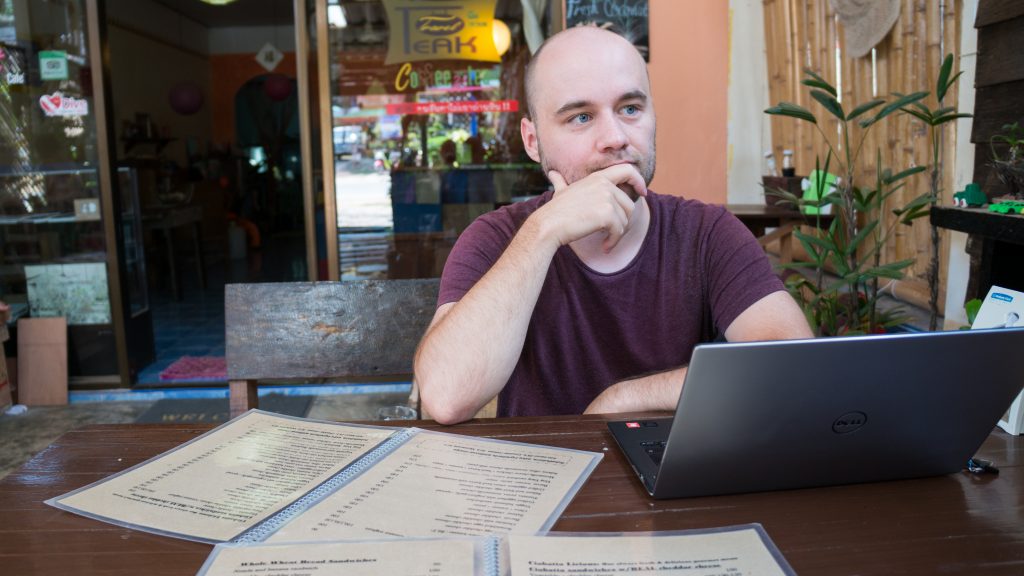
[1,415,1022,575]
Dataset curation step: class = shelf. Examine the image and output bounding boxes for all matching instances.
[930,206,1024,245]
[123,137,176,154]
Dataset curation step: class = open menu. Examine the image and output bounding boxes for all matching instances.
[196,524,795,576]
[46,410,601,544]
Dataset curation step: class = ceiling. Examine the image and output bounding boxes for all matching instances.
[151,0,296,28]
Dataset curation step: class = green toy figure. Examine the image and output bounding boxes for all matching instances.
[953,183,986,208]
[801,170,839,215]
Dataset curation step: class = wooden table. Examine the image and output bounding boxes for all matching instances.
[727,204,836,263]
[1,415,1021,574]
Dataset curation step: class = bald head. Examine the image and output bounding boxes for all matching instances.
[519,25,656,192]
[524,27,650,120]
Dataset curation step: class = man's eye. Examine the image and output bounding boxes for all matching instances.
[571,113,592,124]
[622,104,640,115]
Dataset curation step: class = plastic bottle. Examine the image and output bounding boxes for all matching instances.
[782,150,795,177]
[764,151,779,177]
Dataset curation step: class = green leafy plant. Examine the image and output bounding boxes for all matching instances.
[896,54,972,330]
[989,122,1024,198]
[765,55,965,336]
[992,122,1024,162]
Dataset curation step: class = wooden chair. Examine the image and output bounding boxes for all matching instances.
[225,279,440,419]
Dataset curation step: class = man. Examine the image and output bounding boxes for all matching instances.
[414,27,812,424]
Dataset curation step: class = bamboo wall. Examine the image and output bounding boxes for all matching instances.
[762,0,962,311]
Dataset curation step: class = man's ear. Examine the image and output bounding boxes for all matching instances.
[521,117,541,163]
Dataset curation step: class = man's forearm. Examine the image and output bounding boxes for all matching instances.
[583,367,687,415]
[415,217,559,424]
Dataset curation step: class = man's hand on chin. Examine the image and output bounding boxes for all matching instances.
[541,165,647,253]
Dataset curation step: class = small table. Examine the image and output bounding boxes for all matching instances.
[0,415,1021,575]
[143,204,206,300]
[727,204,836,263]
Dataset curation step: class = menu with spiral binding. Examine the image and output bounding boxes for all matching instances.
[46,410,601,544]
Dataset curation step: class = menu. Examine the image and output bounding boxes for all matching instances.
[47,410,601,544]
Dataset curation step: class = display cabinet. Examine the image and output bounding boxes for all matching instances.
[0,166,153,378]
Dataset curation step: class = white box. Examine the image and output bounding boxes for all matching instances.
[972,286,1024,435]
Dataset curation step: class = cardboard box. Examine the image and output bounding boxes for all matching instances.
[0,323,11,411]
[17,317,68,406]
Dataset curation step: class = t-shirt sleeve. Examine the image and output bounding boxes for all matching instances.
[702,207,786,334]
[437,214,515,308]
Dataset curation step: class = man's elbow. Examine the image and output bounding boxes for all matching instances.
[417,378,474,425]
[422,397,473,425]
[413,364,473,425]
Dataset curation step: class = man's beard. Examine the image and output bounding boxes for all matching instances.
[538,141,656,202]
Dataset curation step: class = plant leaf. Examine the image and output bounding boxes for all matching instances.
[884,165,927,185]
[899,107,933,124]
[936,53,953,101]
[794,229,835,253]
[810,89,845,120]
[931,112,973,126]
[846,99,885,121]
[847,220,879,255]
[865,91,929,127]
[864,258,916,279]
[803,68,837,97]
[765,102,818,124]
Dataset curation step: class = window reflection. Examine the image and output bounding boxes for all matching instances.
[329,0,548,280]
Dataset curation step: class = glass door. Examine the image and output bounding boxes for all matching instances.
[322,0,551,280]
[0,0,151,383]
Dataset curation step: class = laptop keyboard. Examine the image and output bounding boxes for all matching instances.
[642,440,667,466]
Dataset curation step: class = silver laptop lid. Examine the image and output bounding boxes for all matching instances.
[652,328,1024,499]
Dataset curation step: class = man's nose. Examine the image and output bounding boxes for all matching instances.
[594,116,629,152]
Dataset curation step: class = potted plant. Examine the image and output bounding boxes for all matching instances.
[764,54,967,336]
[990,121,1024,199]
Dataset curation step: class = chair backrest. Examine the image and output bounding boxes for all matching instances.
[225,279,439,382]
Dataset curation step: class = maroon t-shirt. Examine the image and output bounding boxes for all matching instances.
[438,190,784,416]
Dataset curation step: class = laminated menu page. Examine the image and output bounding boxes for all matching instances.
[197,536,500,576]
[508,524,796,576]
[194,524,794,576]
[47,410,601,544]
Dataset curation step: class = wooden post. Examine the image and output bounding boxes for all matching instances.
[229,380,258,419]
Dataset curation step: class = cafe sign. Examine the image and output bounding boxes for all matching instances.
[383,0,502,65]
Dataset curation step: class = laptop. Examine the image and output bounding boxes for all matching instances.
[608,327,1024,499]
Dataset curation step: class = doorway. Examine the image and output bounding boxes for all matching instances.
[105,0,312,386]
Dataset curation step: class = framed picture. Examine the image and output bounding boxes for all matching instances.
[24,262,111,325]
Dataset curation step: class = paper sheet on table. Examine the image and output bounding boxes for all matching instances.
[508,524,795,576]
[265,430,598,542]
[198,537,486,576]
[51,411,394,542]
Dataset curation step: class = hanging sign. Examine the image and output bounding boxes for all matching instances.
[383,0,502,65]
[385,99,517,115]
[39,91,89,117]
[39,50,69,80]
[2,43,27,85]
[256,42,284,72]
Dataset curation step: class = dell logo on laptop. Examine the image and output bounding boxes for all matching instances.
[832,411,867,433]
